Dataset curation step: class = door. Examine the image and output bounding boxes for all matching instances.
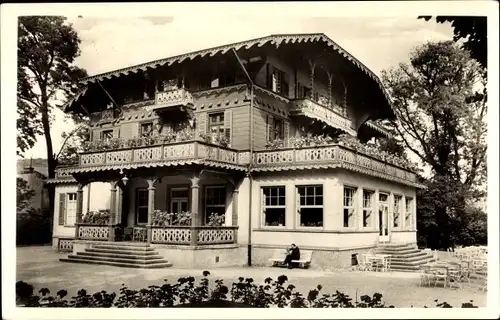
[378,193,390,242]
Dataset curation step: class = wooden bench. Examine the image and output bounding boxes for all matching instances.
[269,249,313,269]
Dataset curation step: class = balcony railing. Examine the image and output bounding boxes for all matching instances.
[151,226,238,245]
[79,140,242,167]
[154,88,194,110]
[290,98,355,135]
[252,144,417,183]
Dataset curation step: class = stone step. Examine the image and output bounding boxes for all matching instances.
[86,248,159,256]
[391,256,434,265]
[65,254,170,265]
[90,241,151,248]
[60,258,172,269]
[77,251,163,260]
[375,248,420,254]
[92,245,155,252]
[390,252,432,259]
[378,243,416,249]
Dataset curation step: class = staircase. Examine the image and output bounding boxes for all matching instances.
[374,243,436,272]
[60,242,173,268]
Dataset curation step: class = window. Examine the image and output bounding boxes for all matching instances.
[136,188,149,224]
[343,187,356,228]
[140,122,153,137]
[262,186,286,227]
[393,195,402,228]
[59,193,77,226]
[297,185,323,227]
[205,186,226,224]
[270,67,289,97]
[405,198,413,230]
[209,113,225,137]
[272,118,284,141]
[101,130,113,143]
[362,190,374,228]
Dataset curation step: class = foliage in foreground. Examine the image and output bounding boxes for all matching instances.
[16,272,478,308]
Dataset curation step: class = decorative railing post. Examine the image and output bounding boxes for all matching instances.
[108,181,118,241]
[74,183,84,240]
[146,178,157,243]
[190,173,200,246]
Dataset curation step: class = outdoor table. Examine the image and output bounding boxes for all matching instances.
[365,254,391,272]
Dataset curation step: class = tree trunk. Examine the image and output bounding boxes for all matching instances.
[41,99,56,235]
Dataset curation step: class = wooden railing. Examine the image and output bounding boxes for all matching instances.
[253,144,416,183]
[79,141,241,167]
[151,226,238,245]
[290,98,355,135]
[155,88,194,108]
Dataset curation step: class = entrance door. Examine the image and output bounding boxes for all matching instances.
[378,193,390,242]
[170,187,189,214]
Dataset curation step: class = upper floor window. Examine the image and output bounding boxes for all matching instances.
[343,187,357,228]
[268,65,289,97]
[296,83,306,99]
[101,130,113,143]
[209,113,225,136]
[272,118,284,141]
[140,122,153,137]
[297,185,323,227]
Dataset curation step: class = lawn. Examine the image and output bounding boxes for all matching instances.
[16,246,487,308]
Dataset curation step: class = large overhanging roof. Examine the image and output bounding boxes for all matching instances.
[68,33,392,111]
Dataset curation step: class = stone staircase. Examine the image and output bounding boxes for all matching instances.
[60,242,172,268]
[374,243,436,272]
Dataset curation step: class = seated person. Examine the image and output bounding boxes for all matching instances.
[283,243,300,269]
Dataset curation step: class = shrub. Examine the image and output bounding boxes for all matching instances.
[17,273,480,308]
[81,210,110,225]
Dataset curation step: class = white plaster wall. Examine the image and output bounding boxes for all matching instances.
[243,170,418,249]
[53,182,117,239]
[252,230,379,249]
[391,231,417,243]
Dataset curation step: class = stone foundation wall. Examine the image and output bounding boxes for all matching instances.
[250,245,376,270]
[154,245,247,269]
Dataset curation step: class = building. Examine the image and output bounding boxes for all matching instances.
[49,33,424,269]
[17,158,50,214]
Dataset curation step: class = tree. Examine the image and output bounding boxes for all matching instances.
[16,178,36,213]
[418,16,487,68]
[381,41,487,249]
[17,16,88,210]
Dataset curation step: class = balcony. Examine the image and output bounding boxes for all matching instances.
[289,98,356,136]
[78,140,249,170]
[252,144,417,185]
[151,88,194,113]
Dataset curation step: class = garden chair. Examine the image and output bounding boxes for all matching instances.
[419,267,433,287]
[447,268,463,289]
[431,269,448,288]
[382,255,392,272]
[357,254,373,272]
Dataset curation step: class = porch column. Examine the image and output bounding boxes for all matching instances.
[117,187,124,225]
[232,185,239,243]
[109,181,118,241]
[146,178,157,243]
[190,173,200,246]
[74,183,84,240]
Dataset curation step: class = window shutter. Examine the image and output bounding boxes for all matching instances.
[136,122,141,137]
[224,109,232,146]
[196,113,207,139]
[266,63,273,89]
[58,193,66,226]
[113,127,120,139]
[266,114,274,142]
[284,121,290,147]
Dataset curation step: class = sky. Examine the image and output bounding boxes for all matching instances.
[21,15,455,159]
